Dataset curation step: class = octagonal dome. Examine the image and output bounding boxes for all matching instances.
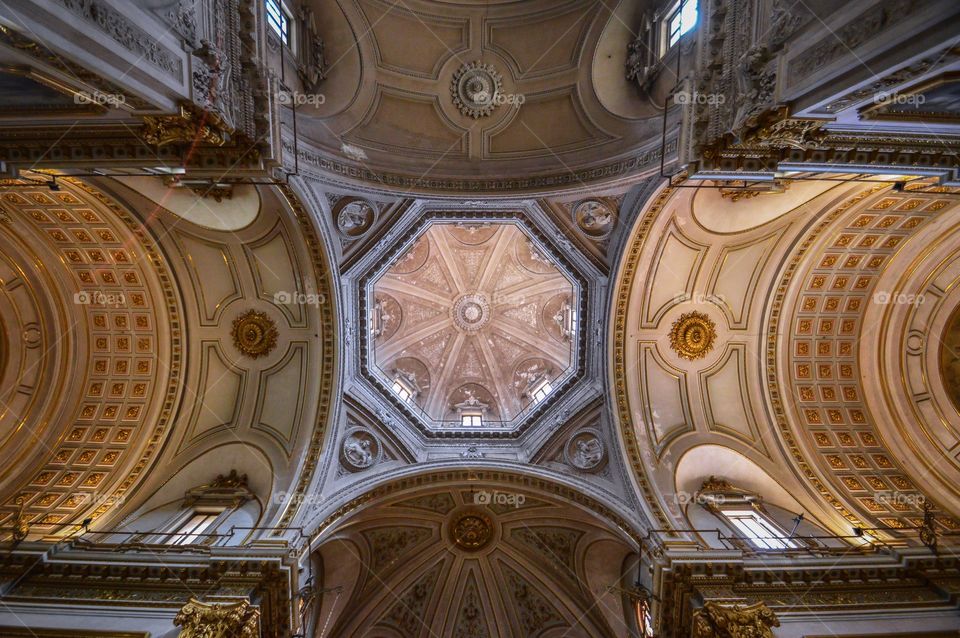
[365,220,581,433]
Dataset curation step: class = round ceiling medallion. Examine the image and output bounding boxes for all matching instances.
[451,61,503,119]
[940,304,960,411]
[574,199,617,239]
[450,510,494,551]
[669,311,717,361]
[452,293,491,333]
[231,310,279,358]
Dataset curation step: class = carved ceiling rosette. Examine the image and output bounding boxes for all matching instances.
[451,61,503,119]
[230,309,279,359]
[669,311,717,361]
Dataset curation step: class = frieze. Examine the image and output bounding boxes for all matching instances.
[283,138,675,195]
[51,0,183,78]
[788,0,914,82]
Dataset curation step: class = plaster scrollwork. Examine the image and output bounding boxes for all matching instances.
[564,429,605,471]
[174,598,260,638]
[297,7,328,93]
[340,427,382,471]
[692,601,780,638]
[460,446,485,459]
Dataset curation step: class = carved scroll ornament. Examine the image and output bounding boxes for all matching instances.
[693,601,780,638]
[175,598,260,638]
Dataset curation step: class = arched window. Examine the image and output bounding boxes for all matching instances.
[696,477,800,550]
[158,470,253,546]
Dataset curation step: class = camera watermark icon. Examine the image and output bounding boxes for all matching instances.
[474,489,525,508]
[872,92,926,107]
[673,491,723,506]
[272,491,324,507]
[68,492,125,508]
[74,90,126,108]
[673,91,725,106]
[671,291,726,305]
[74,290,126,307]
[274,291,327,306]
[873,291,925,305]
[474,90,526,106]
[277,91,326,106]
[875,491,925,508]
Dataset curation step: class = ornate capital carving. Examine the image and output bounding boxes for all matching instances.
[693,601,780,638]
[174,598,260,638]
[142,104,232,147]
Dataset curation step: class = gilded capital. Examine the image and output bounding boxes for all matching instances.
[175,598,260,638]
[693,601,780,638]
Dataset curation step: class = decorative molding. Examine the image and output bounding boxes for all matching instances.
[669,311,717,361]
[270,184,337,532]
[450,510,494,552]
[142,104,232,148]
[0,25,153,110]
[451,61,503,119]
[174,598,260,638]
[283,137,675,195]
[612,184,675,529]
[692,602,779,638]
[230,310,279,359]
[51,0,183,77]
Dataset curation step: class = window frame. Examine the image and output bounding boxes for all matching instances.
[392,378,414,403]
[460,412,483,427]
[531,380,553,404]
[164,508,224,546]
[265,0,295,49]
[696,478,803,551]
[660,0,698,55]
[720,508,799,550]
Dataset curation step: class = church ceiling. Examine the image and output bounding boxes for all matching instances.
[370,222,577,428]
[611,176,960,539]
[0,175,338,537]
[316,484,636,637]
[294,0,665,194]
